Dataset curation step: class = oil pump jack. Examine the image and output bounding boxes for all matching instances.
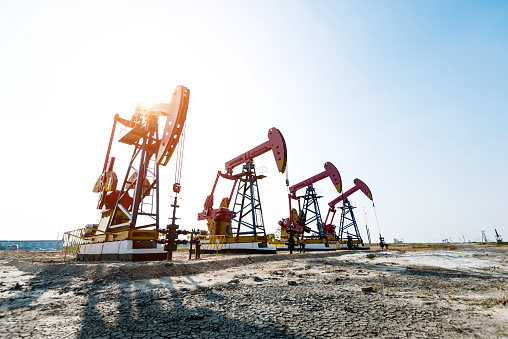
[75,85,190,261]
[324,178,372,250]
[278,162,342,251]
[197,128,287,253]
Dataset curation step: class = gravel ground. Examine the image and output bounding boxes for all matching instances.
[1,247,508,338]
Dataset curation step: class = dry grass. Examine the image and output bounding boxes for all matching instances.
[369,243,460,251]
[459,294,508,308]
[0,250,64,259]
[470,242,508,250]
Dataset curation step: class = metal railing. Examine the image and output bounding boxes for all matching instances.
[62,227,112,261]
[266,234,287,246]
[193,235,227,253]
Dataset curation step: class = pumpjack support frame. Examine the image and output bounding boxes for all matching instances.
[337,199,363,246]
[107,124,160,232]
[296,187,325,238]
[228,163,266,237]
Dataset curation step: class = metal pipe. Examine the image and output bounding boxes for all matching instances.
[102,114,119,174]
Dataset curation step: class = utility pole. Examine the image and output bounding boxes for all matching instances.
[363,207,371,244]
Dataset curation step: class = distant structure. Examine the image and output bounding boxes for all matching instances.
[481,230,487,243]
[495,229,502,243]
[0,240,62,251]
[363,208,372,244]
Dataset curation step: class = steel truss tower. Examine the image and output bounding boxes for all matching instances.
[108,126,160,231]
[337,199,363,244]
[299,187,325,238]
[228,163,266,236]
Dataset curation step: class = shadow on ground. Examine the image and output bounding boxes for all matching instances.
[0,263,88,311]
[76,266,305,339]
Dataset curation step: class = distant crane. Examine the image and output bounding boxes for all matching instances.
[495,229,503,243]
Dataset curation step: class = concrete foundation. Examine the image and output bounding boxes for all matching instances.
[77,240,168,261]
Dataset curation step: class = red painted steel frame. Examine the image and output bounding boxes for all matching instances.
[197,171,237,220]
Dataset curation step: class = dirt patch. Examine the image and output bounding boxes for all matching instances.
[1,247,508,338]
[372,243,460,251]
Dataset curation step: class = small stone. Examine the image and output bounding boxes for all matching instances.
[11,282,23,290]
[288,281,297,286]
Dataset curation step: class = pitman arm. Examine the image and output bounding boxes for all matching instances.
[289,162,342,196]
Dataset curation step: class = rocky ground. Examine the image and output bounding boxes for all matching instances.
[1,245,508,338]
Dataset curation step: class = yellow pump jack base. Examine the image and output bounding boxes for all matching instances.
[197,235,277,254]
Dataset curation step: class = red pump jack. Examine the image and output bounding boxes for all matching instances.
[278,162,342,251]
[197,128,287,253]
[324,178,373,250]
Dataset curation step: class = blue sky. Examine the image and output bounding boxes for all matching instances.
[1,0,507,243]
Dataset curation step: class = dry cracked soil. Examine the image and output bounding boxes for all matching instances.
[1,245,508,338]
